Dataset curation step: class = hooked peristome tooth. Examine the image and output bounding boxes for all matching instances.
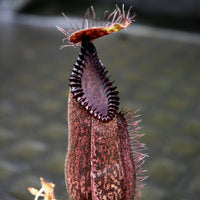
[69,77,81,83]
[72,92,84,98]
[72,69,82,77]
[107,91,119,97]
[74,63,84,71]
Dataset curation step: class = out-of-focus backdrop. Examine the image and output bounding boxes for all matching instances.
[0,0,200,200]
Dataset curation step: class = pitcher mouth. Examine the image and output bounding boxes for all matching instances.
[69,39,119,122]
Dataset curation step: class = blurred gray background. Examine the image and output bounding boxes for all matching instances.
[0,0,200,200]
[1,0,200,31]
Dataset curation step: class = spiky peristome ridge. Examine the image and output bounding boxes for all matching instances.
[70,39,119,123]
